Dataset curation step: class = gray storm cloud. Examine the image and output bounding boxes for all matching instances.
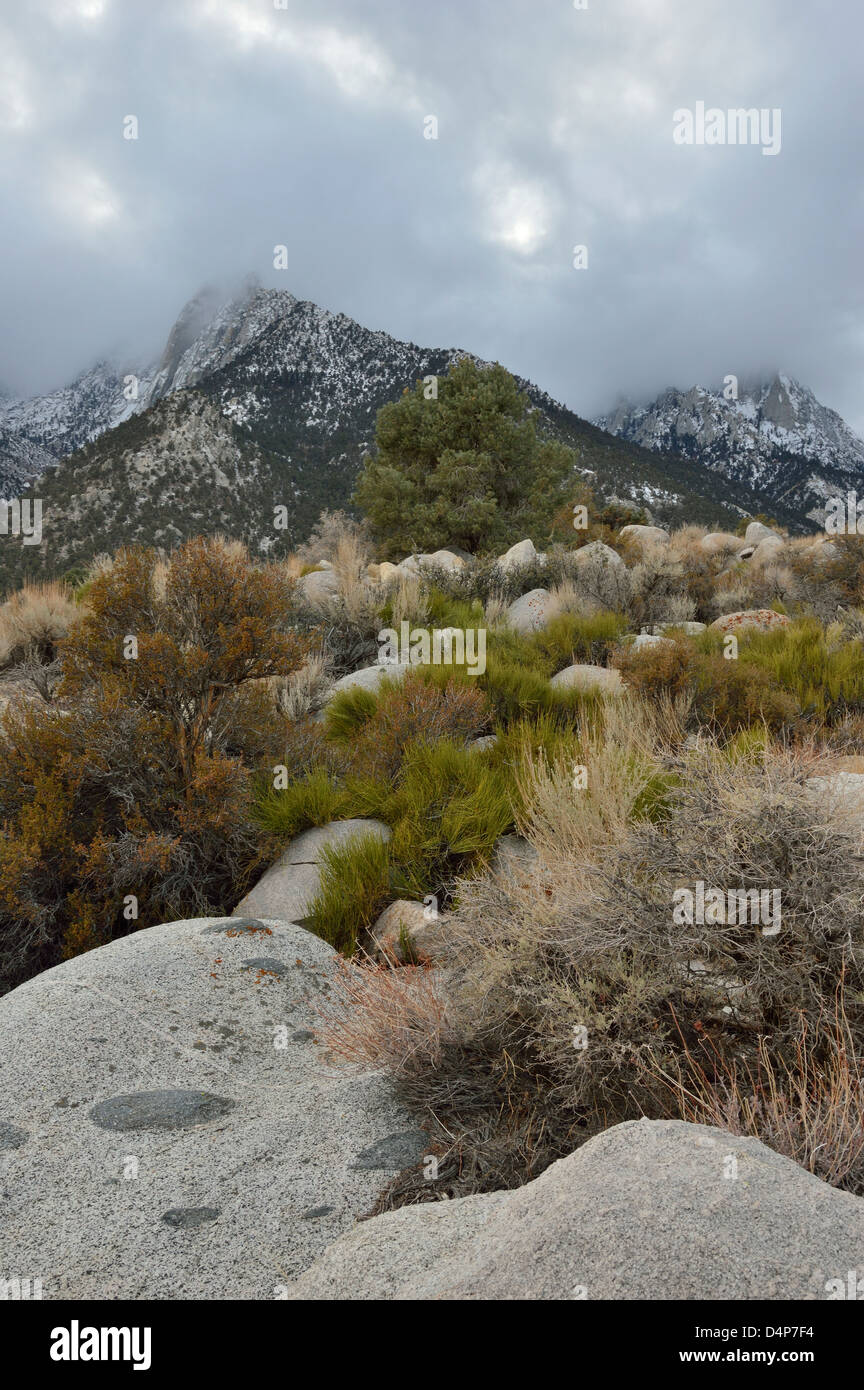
[0,0,861,430]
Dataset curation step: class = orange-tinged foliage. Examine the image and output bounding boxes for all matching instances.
[0,537,311,991]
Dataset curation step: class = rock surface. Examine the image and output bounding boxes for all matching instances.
[325,661,411,702]
[744,521,781,546]
[505,588,554,633]
[467,734,498,752]
[749,536,785,565]
[699,532,745,555]
[287,1118,864,1300]
[491,833,539,879]
[297,568,340,606]
[376,561,401,584]
[233,819,391,924]
[496,538,541,574]
[618,524,669,548]
[570,540,625,570]
[805,770,864,808]
[630,633,673,651]
[0,917,424,1299]
[419,549,465,573]
[710,609,791,634]
[549,662,624,695]
[647,621,706,636]
[370,899,443,961]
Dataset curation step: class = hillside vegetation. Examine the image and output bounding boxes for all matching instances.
[2,363,864,1212]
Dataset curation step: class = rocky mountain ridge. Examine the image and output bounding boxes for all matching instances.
[0,285,851,584]
[596,373,864,524]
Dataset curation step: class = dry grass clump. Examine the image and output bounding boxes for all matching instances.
[281,553,307,580]
[567,545,632,613]
[295,509,372,568]
[390,571,430,629]
[317,954,454,1074]
[270,650,333,721]
[646,989,864,1193]
[0,581,82,668]
[316,722,864,1202]
[667,524,710,564]
[627,547,698,627]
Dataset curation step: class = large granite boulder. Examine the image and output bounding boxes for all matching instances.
[418,550,466,573]
[0,918,425,1299]
[549,663,624,695]
[324,662,412,703]
[297,568,341,607]
[744,521,782,546]
[618,524,669,549]
[370,899,445,962]
[629,633,673,651]
[495,538,543,574]
[504,588,555,634]
[699,532,746,556]
[287,1118,864,1300]
[749,536,786,565]
[570,540,625,570]
[710,610,791,635]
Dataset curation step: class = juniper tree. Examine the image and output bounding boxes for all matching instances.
[354,358,575,556]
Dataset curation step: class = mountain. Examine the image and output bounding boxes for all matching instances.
[0,363,145,469]
[0,286,827,587]
[596,374,864,525]
[0,427,57,499]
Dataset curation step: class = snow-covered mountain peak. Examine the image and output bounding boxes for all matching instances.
[596,372,864,481]
[143,282,299,405]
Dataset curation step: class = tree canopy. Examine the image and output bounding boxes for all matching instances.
[354,358,576,556]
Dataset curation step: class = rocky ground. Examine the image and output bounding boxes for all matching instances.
[3,518,864,1300]
[2,913,862,1299]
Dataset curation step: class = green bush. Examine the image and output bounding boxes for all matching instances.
[613,634,802,735]
[530,610,628,670]
[346,672,489,780]
[735,620,864,721]
[382,740,514,899]
[323,683,379,740]
[254,767,351,838]
[308,832,392,953]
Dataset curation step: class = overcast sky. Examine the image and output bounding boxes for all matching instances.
[1,0,862,430]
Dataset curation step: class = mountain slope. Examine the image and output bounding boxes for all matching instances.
[0,427,57,498]
[0,288,827,586]
[0,363,144,469]
[596,374,864,524]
